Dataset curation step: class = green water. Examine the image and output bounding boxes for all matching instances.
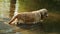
[0,17,60,34]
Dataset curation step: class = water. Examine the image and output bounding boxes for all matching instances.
[0,18,45,34]
[0,18,60,34]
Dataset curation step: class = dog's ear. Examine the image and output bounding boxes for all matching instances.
[40,12,44,20]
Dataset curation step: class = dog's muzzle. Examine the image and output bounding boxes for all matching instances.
[46,14,48,17]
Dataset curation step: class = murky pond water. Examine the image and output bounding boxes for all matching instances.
[0,18,60,34]
[0,18,44,34]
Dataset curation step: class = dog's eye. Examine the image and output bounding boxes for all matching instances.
[45,12,48,17]
[45,13,47,15]
[44,12,48,16]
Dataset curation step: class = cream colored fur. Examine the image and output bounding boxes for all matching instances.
[9,9,48,25]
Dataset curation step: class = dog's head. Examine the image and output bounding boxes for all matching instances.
[43,10,48,17]
[39,9,48,22]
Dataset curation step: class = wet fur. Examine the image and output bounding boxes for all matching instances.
[9,9,48,25]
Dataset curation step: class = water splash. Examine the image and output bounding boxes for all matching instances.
[14,0,19,16]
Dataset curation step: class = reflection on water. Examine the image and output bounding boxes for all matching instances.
[0,18,60,34]
[0,18,45,34]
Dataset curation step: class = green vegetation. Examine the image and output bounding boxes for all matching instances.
[18,0,60,12]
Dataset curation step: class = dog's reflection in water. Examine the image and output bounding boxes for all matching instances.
[16,22,44,31]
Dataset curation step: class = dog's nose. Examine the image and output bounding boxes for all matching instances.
[46,14,48,17]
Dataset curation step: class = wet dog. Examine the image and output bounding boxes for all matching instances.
[9,9,48,25]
